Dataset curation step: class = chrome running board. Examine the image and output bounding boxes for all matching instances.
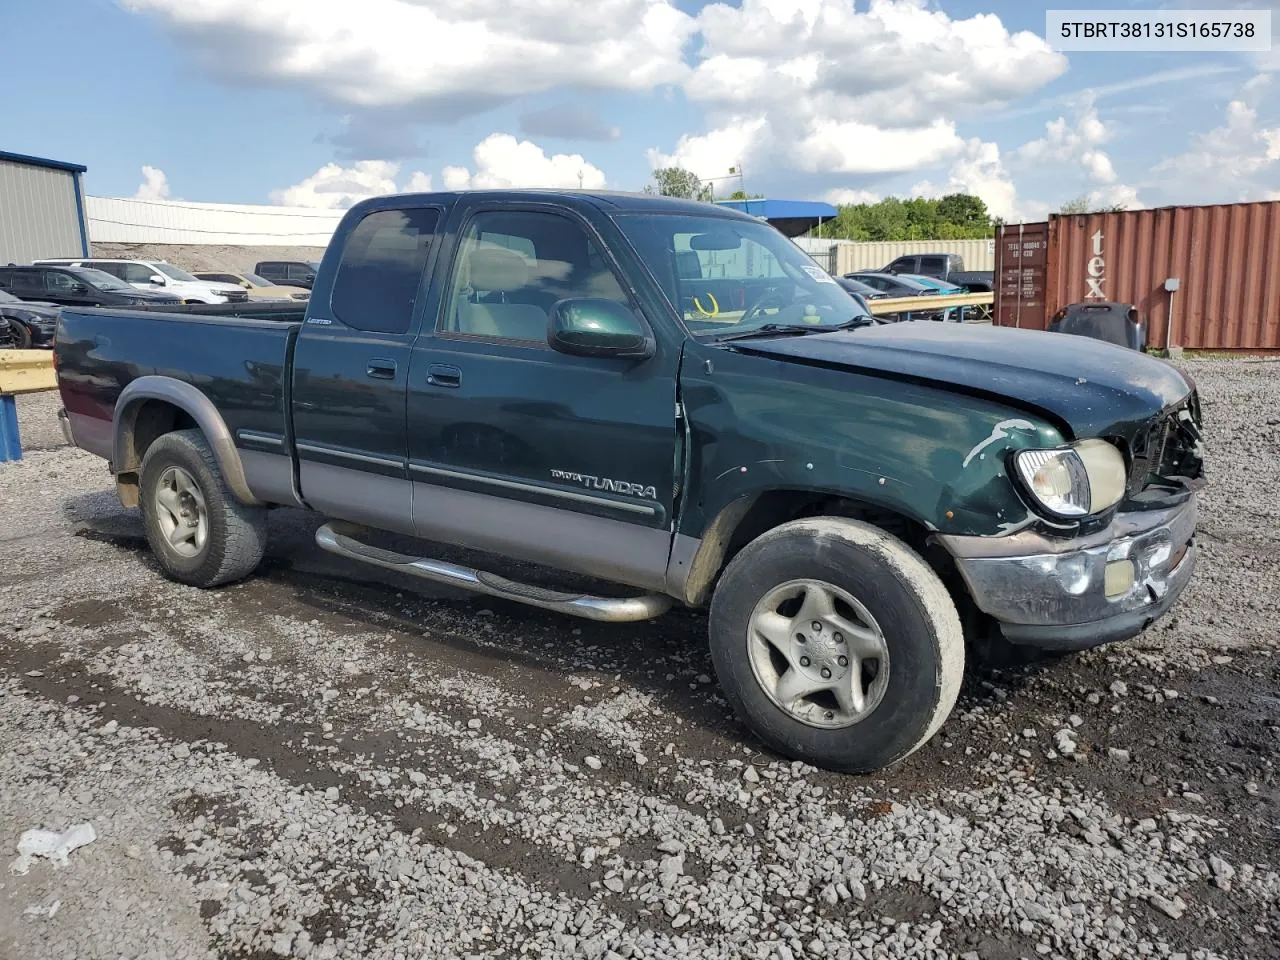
[315,521,673,623]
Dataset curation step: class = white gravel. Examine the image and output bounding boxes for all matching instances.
[2,360,1278,959]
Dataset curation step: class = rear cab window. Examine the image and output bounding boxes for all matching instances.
[330,207,441,334]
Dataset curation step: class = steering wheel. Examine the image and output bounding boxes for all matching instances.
[740,284,794,326]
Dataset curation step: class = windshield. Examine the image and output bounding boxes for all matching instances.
[152,262,200,282]
[71,268,132,291]
[0,290,19,304]
[307,262,321,271]
[243,273,273,286]
[615,214,869,338]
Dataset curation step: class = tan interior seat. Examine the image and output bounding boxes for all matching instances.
[456,246,548,342]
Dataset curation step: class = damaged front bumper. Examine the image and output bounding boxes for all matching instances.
[940,496,1198,650]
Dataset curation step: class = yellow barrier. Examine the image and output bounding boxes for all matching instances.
[0,350,57,395]
[867,292,994,316]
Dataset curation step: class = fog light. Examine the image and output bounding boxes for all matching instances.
[1104,560,1136,598]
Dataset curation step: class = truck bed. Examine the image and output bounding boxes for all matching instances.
[55,306,299,462]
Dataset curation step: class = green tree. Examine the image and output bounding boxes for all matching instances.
[810,193,994,241]
[936,193,989,230]
[727,189,765,200]
[645,167,713,202]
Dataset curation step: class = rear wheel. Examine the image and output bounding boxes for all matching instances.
[709,517,964,773]
[139,429,266,587]
[10,322,32,349]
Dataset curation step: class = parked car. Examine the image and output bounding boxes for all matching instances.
[254,260,321,289]
[900,274,964,295]
[35,259,247,304]
[53,189,1204,774]
[834,276,888,300]
[834,277,886,321]
[899,274,966,322]
[1049,301,1147,352]
[882,253,994,293]
[0,265,182,311]
[0,287,61,348]
[847,271,934,299]
[194,271,310,302]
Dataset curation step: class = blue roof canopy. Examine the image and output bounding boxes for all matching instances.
[714,199,839,237]
[0,150,88,174]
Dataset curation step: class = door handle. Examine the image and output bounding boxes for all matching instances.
[366,358,397,379]
[426,363,462,388]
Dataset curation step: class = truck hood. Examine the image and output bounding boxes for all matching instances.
[729,321,1192,439]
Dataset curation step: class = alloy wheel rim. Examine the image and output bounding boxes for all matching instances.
[747,578,890,729]
[154,466,208,559]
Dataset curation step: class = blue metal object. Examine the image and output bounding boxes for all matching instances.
[72,171,90,256]
[713,198,840,238]
[0,150,88,174]
[0,395,20,462]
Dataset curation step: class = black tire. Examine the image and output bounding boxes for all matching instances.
[139,429,267,588]
[10,322,32,349]
[709,517,964,773]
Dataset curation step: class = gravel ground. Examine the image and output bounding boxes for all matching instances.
[1,359,1277,960]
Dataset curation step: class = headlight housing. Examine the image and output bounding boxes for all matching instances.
[1014,439,1127,519]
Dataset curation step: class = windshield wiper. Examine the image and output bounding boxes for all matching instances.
[711,317,875,343]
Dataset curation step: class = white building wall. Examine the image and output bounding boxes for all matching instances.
[85,196,344,247]
[791,237,996,274]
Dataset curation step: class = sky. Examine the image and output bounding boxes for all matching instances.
[4,0,1279,221]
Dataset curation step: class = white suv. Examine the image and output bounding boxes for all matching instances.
[35,259,247,304]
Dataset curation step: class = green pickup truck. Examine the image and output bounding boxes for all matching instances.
[53,190,1204,772]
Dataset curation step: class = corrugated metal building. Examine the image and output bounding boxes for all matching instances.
[0,150,89,264]
[793,238,995,276]
[85,196,344,246]
[996,202,1280,350]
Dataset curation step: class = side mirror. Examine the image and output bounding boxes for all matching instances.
[149,275,166,285]
[72,283,88,294]
[548,298,655,359]
[303,274,316,284]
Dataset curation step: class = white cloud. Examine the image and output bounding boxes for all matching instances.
[1087,184,1142,210]
[1015,96,1117,184]
[646,118,766,183]
[823,188,880,205]
[438,134,607,190]
[122,0,695,118]
[1152,98,1280,199]
[270,160,431,209]
[403,171,434,193]
[793,119,962,175]
[134,165,171,201]
[911,139,1031,222]
[650,0,1066,188]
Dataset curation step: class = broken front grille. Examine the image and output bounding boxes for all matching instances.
[1127,391,1205,504]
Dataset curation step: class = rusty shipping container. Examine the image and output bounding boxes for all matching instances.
[995,201,1280,350]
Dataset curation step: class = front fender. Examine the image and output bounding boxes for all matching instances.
[676,342,1063,548]
[113,376,260,505]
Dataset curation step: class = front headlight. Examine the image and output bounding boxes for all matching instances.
[1014,439,1126,519]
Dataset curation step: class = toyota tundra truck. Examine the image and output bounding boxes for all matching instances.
[52,190,1205,773]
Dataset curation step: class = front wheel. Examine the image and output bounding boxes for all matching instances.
[709,517,964,773]
[139,429,267,587]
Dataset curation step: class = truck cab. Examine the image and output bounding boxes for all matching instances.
[52,190,1204,774]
